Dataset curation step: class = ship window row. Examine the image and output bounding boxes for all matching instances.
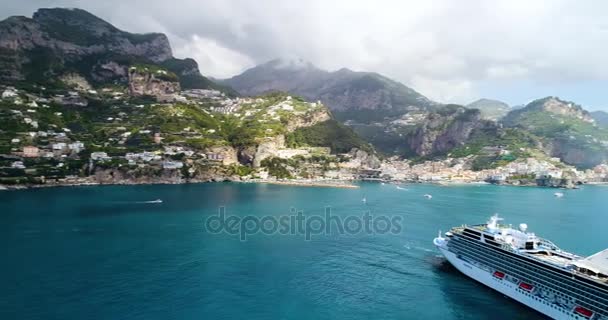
[462,231,481,241]
[450,236,608,312]
[451,236,608,310]
[463,228,482,236]
[451,242,607,314]
[452,240,607,309]
[451,239,608,315]
[453,234,608,295]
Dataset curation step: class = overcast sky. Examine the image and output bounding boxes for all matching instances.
[3,0,608,110]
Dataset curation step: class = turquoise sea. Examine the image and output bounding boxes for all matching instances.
[1,182,606,319]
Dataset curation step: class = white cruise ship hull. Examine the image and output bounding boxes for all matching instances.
[437,245,585,320]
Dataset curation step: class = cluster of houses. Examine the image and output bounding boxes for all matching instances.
[13,138,85,159]
[371,155,608,184]
[84,146,229,171]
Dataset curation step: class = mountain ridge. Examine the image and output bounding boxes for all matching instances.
[222,58,437,122]
[466,98,510,121]
[501,96,608,168]
[0,7,230,94]
[591,110,608,127]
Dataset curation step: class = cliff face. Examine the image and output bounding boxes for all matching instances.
[32,8,172,61]
[128,67,180,101]
[0,9,173,82]
[407,106,487,156]
[253,135,286,168]
[549,138,608,169]
[285,108,331,132]
[0,8,227,94]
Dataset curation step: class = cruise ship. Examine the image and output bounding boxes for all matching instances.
[434,215,608,320]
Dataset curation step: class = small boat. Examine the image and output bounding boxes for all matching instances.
[554,192,564,198]
[148,199,163,204]
[423,194,433,199]
[396,186,406,190]
[362,197,367,204]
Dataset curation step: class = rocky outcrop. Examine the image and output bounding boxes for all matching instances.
[539,97,594,123]
[91,61,129,83]
[128,68,180,101]
[548,138,608,169]
[253,135,286,168]
[60,73,92,91]
[92,167,183,185]
[285,108,331,132]
[237,146,257,165]
[206,146,238,166]
[342,148,381,169]
[407,106,488,156]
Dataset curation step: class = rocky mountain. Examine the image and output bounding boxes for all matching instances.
[407,106,488,156]
[399,104,545,171]
[221,58,439,156]
[503,97,595,126]
[502,97,608,168]
[466,98,510,121]
[222,58,437,123]
[591,111,608,127]
[0,8,230,94]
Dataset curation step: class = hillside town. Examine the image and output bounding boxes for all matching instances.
[1,82,607,189]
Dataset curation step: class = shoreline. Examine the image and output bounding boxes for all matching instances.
[1,177,606,192]
[247,179,360,189]
[0,177,362,191]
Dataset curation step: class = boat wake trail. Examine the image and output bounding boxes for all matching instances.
[134,199,163,204]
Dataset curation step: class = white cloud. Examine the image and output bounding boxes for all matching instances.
[486,65,529,79]
[410,76,475,104]
[174,35,255,78]
[3,0,608,107]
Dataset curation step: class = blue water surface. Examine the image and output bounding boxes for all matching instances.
[0,182,606,320]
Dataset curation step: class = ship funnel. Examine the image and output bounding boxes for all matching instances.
[519,223,528,232]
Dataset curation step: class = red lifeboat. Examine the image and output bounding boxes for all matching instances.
[519,282,533,291]
[493,271,505,279]
[574,306,594,318]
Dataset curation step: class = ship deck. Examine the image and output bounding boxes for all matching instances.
[451,225,608,285]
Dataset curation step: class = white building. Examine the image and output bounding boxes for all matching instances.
[11,161,25,169]
[90,152,111,161]
[68,142,85,153]
[52,143,67,150]
[2,88,17,99]
[162,161,184,169]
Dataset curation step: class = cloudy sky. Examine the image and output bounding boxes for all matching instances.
[3,0,608,110]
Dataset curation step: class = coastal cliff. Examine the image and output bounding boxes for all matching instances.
[407,106,489,156]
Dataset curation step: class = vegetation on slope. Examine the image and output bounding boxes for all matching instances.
[285,120,373,154]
